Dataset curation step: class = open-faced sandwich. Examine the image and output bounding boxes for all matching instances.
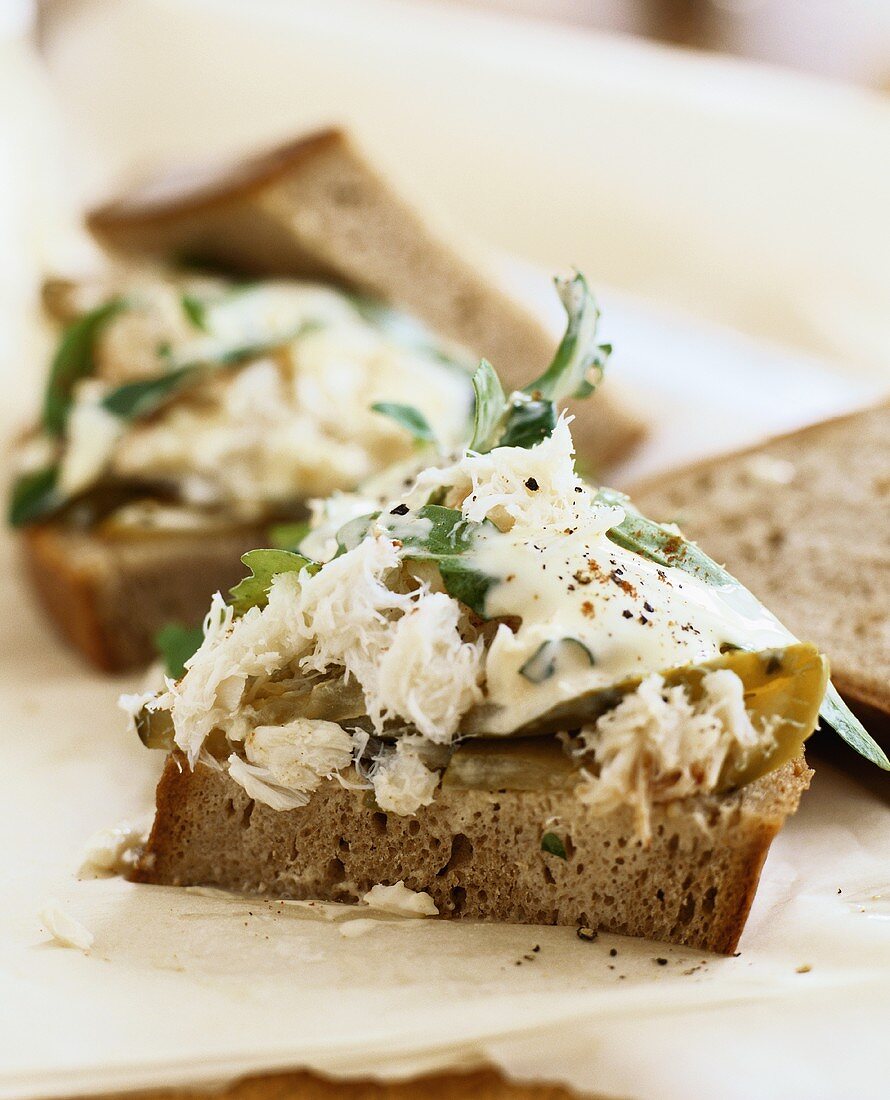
[127,274,886,953]
[10,129,643,671]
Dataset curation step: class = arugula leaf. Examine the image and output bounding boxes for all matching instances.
[180,294,209,332]
[498,398,556,449]
[469,359,508,453]
[600,486,889,771]
[596,487,732,587]
[371,402,435,443]
[154,622,205,678]
[523,272,609,403]
[520,637,595,683]
[541,832,567,859]
[395,504,497,617]
[100,327,306,423]
[101,365,197,420]
[338,505,498,616]
[229,548,321,616]
[820,683,890,770]
[43,298,127,436]
[268,520,311,551]
[7,463,60,527]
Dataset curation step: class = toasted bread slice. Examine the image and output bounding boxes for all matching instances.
[132,752,811,954]
[22,524,265,671]
[630,403,890,715]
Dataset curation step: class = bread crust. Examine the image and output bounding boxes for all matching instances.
[21,522,265,671]
[133,752,812,954]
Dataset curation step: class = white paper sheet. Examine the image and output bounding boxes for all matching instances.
[1,11,889,1098]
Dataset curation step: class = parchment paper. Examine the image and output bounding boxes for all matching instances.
[1,13,889,1098]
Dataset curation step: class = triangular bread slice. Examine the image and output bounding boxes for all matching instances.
[87,127,644,469]
[630,403,890,715]
[132,752,811,954]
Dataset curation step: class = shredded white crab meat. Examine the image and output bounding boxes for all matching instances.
[64,279,472,517]
[78,818,152,877]
[370,741,441,816]
[361,882,439,917]
[40,902,94,951]
[238,718,355,808]
[403,416,623,535]
[159,535,483,789]
[575,669,779,841]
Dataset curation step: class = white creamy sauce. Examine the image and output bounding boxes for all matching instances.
[470,523,794,735]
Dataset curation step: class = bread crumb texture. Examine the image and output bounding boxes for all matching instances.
[134,753,812,954]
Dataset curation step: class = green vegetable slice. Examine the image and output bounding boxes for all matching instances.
[371,402,435,443]
[442,737,581,791]
[229,548,321,616]
[519,638,595,683]
[541,833,568,859]
[154,622,205,678]
[43,298,127,436]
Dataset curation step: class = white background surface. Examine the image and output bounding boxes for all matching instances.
[1,4,889,1098]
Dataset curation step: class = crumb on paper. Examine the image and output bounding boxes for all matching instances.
[339,918,383,939]
[796,964,812,974]
[360,881,439,917]
[78,817,151,877]
[40,901,94,951]
[576,926,597,942]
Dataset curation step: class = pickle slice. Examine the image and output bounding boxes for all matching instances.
[449,644,828,793]
[466,643,826,742]
[135,706,175,750]
[442,736,580,791]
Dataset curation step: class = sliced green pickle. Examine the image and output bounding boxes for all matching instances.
[442,736,580,791]
[135,706,175,750]
[453,643,827,792]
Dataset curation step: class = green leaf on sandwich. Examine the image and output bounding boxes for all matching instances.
[43,297,127,437]
[268,520,311,552]
[396,504,497,617]
[7,462,61,527]
[334,504,497,618]
[467,272,608,454]
[498,397,557,449]
[371,402,435,444]
[468,359,508,453]
[229,548,321,617]
[180,293,210,332]
[100,327,307,423]
[522,272,610,403]
[154,622,205,679]
[599,487,889,771]
[820,682,890,771]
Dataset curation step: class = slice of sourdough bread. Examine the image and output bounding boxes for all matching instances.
[132,752,812,954]
[22,524,265,671]
[631,403,890,715]
[87,127,643,468]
